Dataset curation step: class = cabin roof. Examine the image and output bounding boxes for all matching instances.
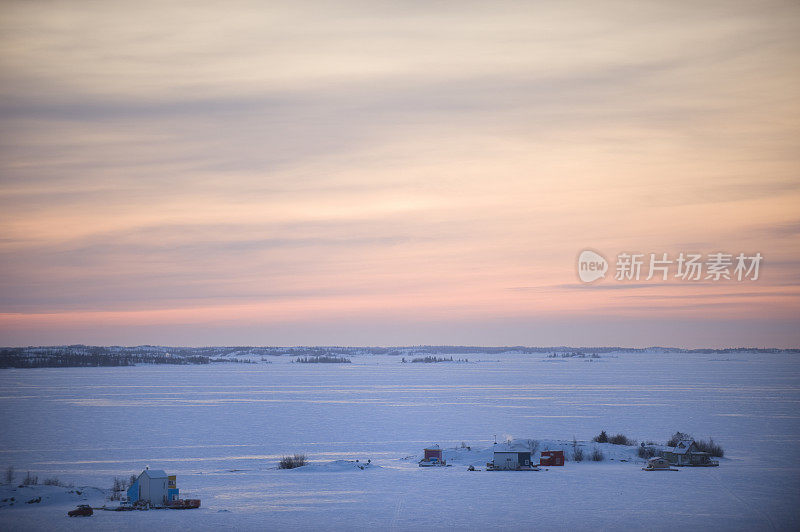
[493,443,531,454]
[670,439,696,455]
[141,469,168,479]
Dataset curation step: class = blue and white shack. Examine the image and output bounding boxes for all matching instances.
[488,442,537,471]
[127,467,179,506]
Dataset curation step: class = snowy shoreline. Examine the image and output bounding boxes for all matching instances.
[0,351,796,530]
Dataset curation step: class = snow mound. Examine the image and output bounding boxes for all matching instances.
[291,460,381,472]
[0,484,105,509]
[493,440,540,452]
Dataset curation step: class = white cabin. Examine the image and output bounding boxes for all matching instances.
[132,468,169,506]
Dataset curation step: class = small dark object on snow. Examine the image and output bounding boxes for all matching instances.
[468,465,475,471]
[68,504,93,517]
[167,499,201,509]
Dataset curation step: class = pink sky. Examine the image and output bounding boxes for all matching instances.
[1,1,799,347]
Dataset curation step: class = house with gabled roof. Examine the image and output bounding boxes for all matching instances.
[127,467,178,506]
[662,439,718,467]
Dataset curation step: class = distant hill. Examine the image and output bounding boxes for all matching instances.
[0,345,797,368]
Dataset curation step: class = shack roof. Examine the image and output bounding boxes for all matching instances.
[141,469,168,479]
[493,443,531,454]
[670,439,696,455]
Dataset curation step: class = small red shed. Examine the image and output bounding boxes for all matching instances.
[424,446,443,462]
[540,450,565,466]
[419,444,446,466]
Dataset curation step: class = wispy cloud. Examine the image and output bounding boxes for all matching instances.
[1,0,799,346]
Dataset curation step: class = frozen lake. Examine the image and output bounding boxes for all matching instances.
[1,351,799,530]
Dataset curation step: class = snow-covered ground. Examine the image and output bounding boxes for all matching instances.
[0,350,798,530]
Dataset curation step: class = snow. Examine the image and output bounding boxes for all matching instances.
[289,460,380,472]
[0,484,105,509]
[0,349,798,530]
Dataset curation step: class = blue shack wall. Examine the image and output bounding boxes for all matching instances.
[127,480,139,503]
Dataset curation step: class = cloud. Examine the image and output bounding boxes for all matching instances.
[1,0,799,345]
[754,220,800,238]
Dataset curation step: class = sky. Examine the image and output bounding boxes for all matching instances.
[1,0,799,348]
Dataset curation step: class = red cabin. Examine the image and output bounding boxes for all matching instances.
[424,447,443,462]
[539,450,565,466]
[419,444,446,466]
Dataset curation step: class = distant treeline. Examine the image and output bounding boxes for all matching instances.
[403,356,468,363]
[1,344,796,369]
[0,347,254,368]
[293,355,351,364]
[546,352,601,358]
